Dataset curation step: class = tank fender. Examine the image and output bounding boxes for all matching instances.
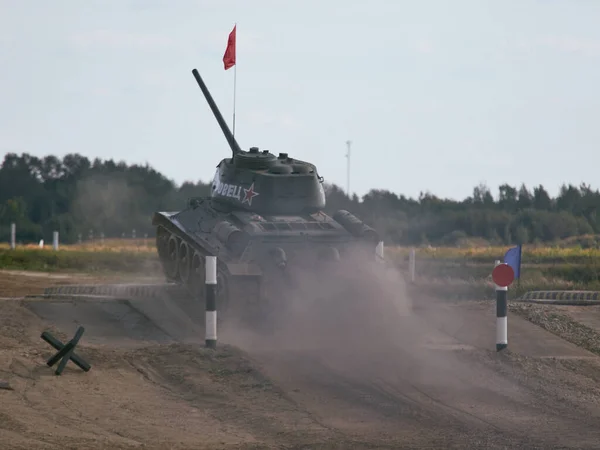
[333,209,380,243]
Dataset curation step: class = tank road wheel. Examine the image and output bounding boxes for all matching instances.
[189,251,205,297]
[164,234,179,280]
[178,241,191,284]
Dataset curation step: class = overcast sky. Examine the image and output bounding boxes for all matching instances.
[1,0,599,201]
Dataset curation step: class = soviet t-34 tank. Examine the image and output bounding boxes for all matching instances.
[152,69,383,324]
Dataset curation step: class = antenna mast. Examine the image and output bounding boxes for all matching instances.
[345,140,351,197]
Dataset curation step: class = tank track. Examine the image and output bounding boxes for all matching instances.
[154,224,264,323]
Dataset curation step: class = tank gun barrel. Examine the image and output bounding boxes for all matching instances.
[191,68,242,157]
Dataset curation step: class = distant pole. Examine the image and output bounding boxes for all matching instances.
[53,231,59,251]
[409,248,416,283]
[10,223,15,250]
[345,140,351,196]
[376,241,384,262]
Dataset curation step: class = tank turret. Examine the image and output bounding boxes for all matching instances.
[192,69,326,215]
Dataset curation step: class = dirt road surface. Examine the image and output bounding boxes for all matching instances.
[2,269,600,449]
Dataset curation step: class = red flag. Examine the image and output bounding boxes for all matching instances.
[223,25,236,70]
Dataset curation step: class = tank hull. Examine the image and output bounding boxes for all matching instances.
[152,197,383,326]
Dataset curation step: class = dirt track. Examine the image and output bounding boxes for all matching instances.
[2,270,600,449]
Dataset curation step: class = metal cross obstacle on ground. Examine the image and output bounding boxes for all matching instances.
[41,326,91,375]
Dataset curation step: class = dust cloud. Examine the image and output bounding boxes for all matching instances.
[221,247,412,343]
[71,174,162,279]
[72,174,139,232]
[219,247,472,390]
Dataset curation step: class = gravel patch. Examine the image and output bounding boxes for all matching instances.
[510,303,600,356]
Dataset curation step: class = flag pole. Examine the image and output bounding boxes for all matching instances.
[233,54,237,138]
[232,22,237,139]
[223,23,237,139]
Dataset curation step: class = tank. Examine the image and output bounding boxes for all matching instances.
[152,68,383,325]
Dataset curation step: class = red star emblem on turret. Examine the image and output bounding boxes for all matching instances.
[242,182,260,206]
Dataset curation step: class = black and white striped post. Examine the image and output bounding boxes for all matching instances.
[492,260,514,352]
[494,261,508,351]
[205,255,217,349]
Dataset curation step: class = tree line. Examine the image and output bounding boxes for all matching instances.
[1,152,598,247]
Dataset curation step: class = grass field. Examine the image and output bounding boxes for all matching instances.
[1,239,599,299]
[388,245,600,299]
[0,239,159,274]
